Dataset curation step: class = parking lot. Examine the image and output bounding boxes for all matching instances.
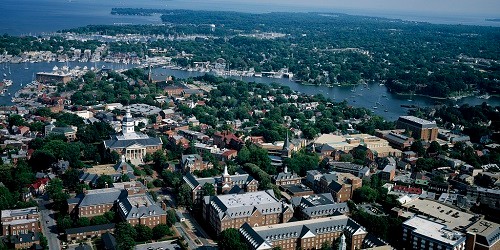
[134,240,181,250]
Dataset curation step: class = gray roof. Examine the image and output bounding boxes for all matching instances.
[104,135,162,149]
[291,193,349,217]
[79,172,99,185]
[78,188,124,207]
[102,232,117,250]
[274,171,299,181]
[11,232,39,244]
[205,190,285,220]
[240,215,366,249]
[117,194,166,220]
[65,223,115,235]
[398,116,437,129]
[386,132,410,144]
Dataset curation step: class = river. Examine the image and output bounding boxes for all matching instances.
[2,63,499,121]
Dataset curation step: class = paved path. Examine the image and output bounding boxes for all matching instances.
[39,206,61,250]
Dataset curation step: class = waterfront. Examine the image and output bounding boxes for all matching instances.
[2,0,499,35]
[3,61,497,122]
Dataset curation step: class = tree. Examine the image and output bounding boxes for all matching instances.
[176,183,193,207]
[91,215,110,225]
[218,228,248,250]
[202,182,215,196]
[115,222,137,250]
[76,217,91,227]
[353,186,378,203]
[121,174,130,182]
[56,215,73,231]
[411,140,426,157]
[237,145,251,163]
[39,233,48,250]
[96,175,113,188]
[46,179,69,212]
[134,224,153,242]
[166,209,177,226]
[153,224,172,240]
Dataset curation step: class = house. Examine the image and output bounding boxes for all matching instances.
[181,154,210,173]
[213,131,244,150]
[8,232,40,249]
[392,185,422,195]
[329,161,370,179]
[29,178,50,196]
[45,124,78,141]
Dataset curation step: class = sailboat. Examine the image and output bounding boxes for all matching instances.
[8,66,11,75]
[408,92,414,102]
[24,62,29,70]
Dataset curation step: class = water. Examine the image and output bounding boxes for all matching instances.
[1,0,499,35]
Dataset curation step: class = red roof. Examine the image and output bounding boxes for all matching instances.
[30,178,50,189]
[393,185,422,195]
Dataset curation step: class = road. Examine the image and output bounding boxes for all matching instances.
[182,212,217,247]
[38,198,61,250]
[175,223,199,250]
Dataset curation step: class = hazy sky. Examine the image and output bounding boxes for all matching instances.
[219,0,500,16]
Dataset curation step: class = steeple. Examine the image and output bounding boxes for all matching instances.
[283,131,291,151]
[222,165,231,183]
[338,234,346,250]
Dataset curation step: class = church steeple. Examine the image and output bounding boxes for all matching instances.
[283,131,291,151]
[338,234,346,250]
[122,107,135,134]
[222,165,231,183]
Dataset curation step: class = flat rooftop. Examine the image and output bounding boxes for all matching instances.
[1,207,38,218]
[217,190,279,207]
[404,216,465,246]
[127,195,154,208]
[85,164,119,175]
[398,116,437,127]
[466,219,500,237]
[402,199,476,229]
[254,215,349,232]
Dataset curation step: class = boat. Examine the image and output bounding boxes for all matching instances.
[373,106,378,109]
[2,73,6,77]
[479,94,491,99]
[384,109,388,112]
[4,80,12,86]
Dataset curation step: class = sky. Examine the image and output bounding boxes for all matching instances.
[213,0,500,16]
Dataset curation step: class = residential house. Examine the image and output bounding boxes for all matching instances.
[317,172,362,202]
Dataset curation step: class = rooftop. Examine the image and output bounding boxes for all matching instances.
[402,199,476,229]
[1,207,38,218]
[398,116,437,128]
[404,216,465,246]
[217,190,279,208]
[466,219,500,247]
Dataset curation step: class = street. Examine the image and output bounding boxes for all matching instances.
[175,223,198,250]
[37,198,61,250]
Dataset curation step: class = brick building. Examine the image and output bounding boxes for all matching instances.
[183,166,259,204]
[465,219,500,250]
[1,207,40,236]
[181,154,210,173]
[317,172,362,202]
[290,193,349,220]
[213,131,244,150]
[396,116,438,142]
[272,167,301,186]
[202,190,293,234]
[65,223,115,242]
[239,215,371,250]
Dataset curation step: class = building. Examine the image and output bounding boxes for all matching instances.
[239,215,369,250]
[402,216,466,250]
[183,166,258,204]
[36,72,72,84]
[465,219,500,250]
[396,116,438,142]
[104,108,162,164]
[80,156,136,184]
[1,207,40,236]
[290,193,349,220]
[181,154,208,173]
[202,190,293,234]
[9,232,40,249]
[467,186,500,210]
[45,124,78,141]
[213,131,244,150]
[65,223,115,242]
[272,167,301,186]
[379,164,396,182]
[29,178,50,196]
[193,143,238,162]
[317,172,362,202]
[117,192,167,228]
[329,162,370,179]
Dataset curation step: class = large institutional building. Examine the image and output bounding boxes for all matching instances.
[104,107,162,164]
[202,190,293,234]
[402,216,466,250]
[239,215,377,250]
[1,207,40,236]
[396,116,438,142]
[67,182,166,228]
